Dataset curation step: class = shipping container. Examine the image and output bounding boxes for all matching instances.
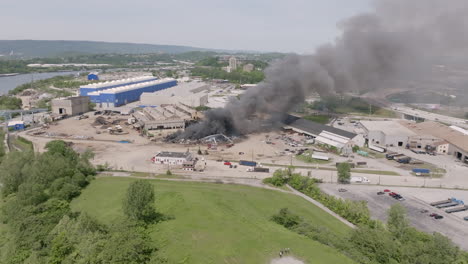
[239,160,257,167]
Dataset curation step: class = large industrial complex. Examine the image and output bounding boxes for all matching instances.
[140,81,209,107]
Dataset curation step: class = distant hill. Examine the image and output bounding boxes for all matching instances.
[0,40,226,58]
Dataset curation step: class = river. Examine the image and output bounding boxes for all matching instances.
[0,71,81,95]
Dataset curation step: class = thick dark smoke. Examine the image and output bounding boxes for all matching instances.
[178,0,468,140]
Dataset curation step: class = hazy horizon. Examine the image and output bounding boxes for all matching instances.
[1,0,371,53]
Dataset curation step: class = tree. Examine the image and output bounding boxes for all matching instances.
[123,180,157,223]
[387,203,409,240]
[99,220,155,264]
[337,163,351,183]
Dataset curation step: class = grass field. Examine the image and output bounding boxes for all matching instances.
[303,115,331,124]
[71,177,355,264]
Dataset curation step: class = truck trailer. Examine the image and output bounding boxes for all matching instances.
[430,199,452,206]
[446,205,468,213]
[436,202,460,208]
[247,167,270,173]
[369,144,386,153]
[239,160,257,167]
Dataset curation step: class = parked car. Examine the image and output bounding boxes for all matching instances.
[434,215,444,219]
[224,162,232,166]
[429,213,438,217]
[377,191,385,195]
[338,188,347,192]
[384,189,391,192]
[463,216,468,221]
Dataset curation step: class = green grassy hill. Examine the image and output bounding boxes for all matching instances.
[71,177,355,264]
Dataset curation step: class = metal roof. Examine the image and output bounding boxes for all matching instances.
[88,78,176,95]
[360,120,416,136]
[402,121,468,152]
[285,118,357,139]
[81,76,156,89]
[155,151,191,159]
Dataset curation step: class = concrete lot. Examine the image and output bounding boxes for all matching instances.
[320,183,468,250]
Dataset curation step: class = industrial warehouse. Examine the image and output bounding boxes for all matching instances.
[284,116,365,154]
[80,77,177,108]
[132,103,201,130]
[140,81,210,107]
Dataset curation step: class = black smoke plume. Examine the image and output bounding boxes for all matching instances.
[178,0,468,140]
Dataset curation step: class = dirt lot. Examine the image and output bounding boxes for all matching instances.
[319,183,468,250]
[22,114,468,189]
[33,113,148,144]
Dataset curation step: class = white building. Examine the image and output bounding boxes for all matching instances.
[140,81,209,107]
[284,117,365,152]
[360,120,416,147]
[152,151,193,165]
[229,56,237,70]
[434,141,450,154]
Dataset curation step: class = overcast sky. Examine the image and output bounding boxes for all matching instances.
[1,0,371,53]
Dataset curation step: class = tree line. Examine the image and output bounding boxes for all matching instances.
[265,169,468,263]
[272,205,468,264]
[0,140,166,263]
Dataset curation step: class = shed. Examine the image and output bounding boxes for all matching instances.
[8,120,25,130]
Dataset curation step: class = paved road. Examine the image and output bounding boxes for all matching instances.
[320,183,468,250]
[392,104,468,129]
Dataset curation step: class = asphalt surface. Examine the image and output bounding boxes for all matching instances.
[319,183,468,250]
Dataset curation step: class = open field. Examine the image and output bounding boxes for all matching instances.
[71,177,355,264]
[319,183,468,250]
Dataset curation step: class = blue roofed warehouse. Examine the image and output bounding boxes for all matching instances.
[85,78,177,108]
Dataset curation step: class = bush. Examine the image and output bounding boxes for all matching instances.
[271,208,301,228]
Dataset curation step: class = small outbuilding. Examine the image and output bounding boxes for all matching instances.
[51,96,90,116]
[152,151,193,165]
[8,120,25,130]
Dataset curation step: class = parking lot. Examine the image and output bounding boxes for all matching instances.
[320,183,468,250]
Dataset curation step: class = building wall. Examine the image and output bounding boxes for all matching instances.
[408,136,441,148]
[154,156,187,165]
[80,78,157,96]
[451,145,468,164]
[91,80,177,107]
[436,143,450,154]
[145,119,185,130]
[367,131,410,147]
[51,96,90,116]
[367,131,385,145]
[351,134,365,147]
